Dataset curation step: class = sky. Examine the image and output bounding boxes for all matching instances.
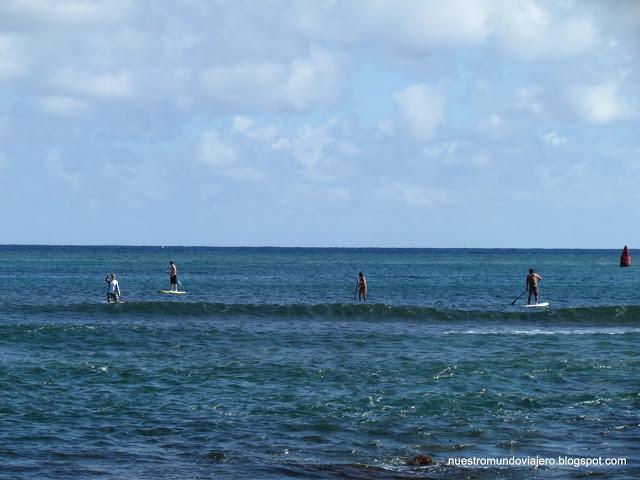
[0,0,638,247]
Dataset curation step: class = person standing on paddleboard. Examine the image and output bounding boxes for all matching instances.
[357,272,367,303]
[106,273,121,303]
[526,269,543,305]
[169,261,178,291]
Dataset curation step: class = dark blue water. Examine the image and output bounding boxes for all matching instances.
[1,246,638,479]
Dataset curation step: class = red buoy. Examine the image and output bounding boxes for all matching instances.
[620,245,631,267]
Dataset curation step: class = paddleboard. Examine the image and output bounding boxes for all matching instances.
[159,290,187,295]
[523,302,549,308]
[102,300,125,304]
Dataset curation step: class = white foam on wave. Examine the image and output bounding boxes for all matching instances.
[443,328,640,336]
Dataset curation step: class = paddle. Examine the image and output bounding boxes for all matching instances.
[353,285,358,302]
[511,289,528,305]
[166,269,184,291]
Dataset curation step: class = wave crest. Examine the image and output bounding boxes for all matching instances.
[5,302,640,324]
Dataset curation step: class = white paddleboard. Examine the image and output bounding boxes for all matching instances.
[523,302,549,308]
[102,300,125,304]
[159,290,187,295]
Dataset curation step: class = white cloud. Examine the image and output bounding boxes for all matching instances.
[50,69,133,99]
[0,0,132,29]
[393,84,444,140]
[541,130,566,147]
[597,1,640,37]
[290,0,493,50]
[39,95,88,116]
[481,113,503,133]
[554,18,598,55]
[233,116,280,143]
[424,141,461,158]
[0,0,637,247]
[423,140,493,167]
[232,115,253,133]
[246,125,279,143]
[492,0,597,59]
[568,83,632,124]
[271,137,291,151]
[286,122,332,170]
[469,152,493,167]
[515,88,543,115]
[273,118,358,180]
[201,62,283,108]
[285,48,341,110]
[289,1,599,60]
[392,183,449,208]
[201,48,341,111]
[198,130,237,168]
[0,34,26,78]
[197,129,266,182]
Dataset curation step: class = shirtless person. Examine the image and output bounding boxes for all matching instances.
[526,269,543,305]
[169,261,178,291]
[357,272,367,303]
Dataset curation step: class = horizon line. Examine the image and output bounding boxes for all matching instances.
[0,243,632,251]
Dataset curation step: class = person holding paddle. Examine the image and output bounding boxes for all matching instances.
[526,268,543,305]
[169,261,178,292]
[355,272,367,303]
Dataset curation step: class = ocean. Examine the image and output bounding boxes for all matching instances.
[1,246,638,479]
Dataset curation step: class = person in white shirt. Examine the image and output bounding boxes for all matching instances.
[106,273,121,303]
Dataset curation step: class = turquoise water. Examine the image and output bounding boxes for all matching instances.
[1,246,638,479]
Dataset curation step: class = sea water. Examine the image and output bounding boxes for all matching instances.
[0,246,638,479]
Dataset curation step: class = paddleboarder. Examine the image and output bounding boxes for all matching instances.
[357,272,367,303]
[526,269,543,305]
[169,261,178,292]
[106,273,121,303]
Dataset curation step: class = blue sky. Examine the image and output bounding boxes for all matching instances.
[0,0,638,247]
